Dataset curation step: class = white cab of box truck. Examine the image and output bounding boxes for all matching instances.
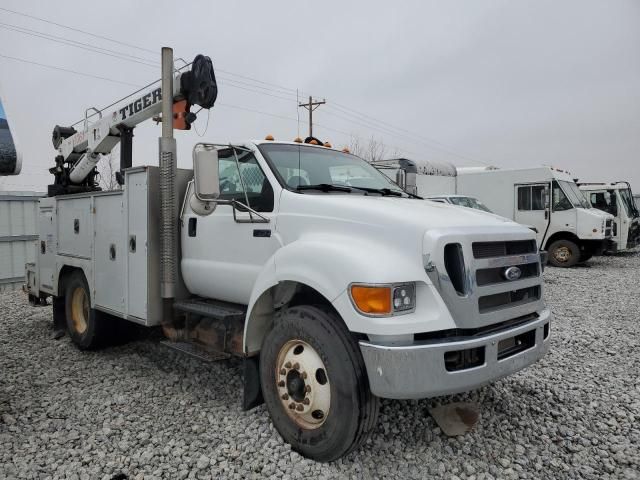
[18,51,552,461]
[578,182,640,252]
[376,159,615,268]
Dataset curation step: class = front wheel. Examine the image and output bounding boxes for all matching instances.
[547,239,580,268]
[260,306,379,462]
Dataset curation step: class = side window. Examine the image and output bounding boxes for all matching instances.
[552,182,572,211]
[518,186,532,210]
[531,186,545,210]
[518,185,546,211]
[218,152,274,212]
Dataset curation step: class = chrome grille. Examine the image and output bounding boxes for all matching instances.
[476,262,539,286]
[472,240,536,259]
[425,230,545,330]
[478,286,541,314]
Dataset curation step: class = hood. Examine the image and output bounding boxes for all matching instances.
[278,191,531,236]
[586,208,614,221]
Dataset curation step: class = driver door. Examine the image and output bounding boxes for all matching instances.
[514,183,550,248]
[182,150,280,305]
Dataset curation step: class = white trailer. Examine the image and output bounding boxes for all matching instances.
[578,182,639,252]
[13,49,552,461]
[377,159,615,267]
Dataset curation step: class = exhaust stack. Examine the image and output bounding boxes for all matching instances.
[159,47,178,314]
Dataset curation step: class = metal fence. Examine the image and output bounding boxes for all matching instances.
[0,191,44,292]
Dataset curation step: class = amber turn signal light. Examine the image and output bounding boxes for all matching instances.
[350,285,391,315]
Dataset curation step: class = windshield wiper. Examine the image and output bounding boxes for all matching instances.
[296,183,353,193]
[351,186,405,197]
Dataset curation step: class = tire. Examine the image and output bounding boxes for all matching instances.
[259,305,379,462]
[64,271,107,350]
[547,239,580,268]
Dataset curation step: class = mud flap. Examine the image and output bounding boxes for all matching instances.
[243,355,263,410]
[52,296,66,339]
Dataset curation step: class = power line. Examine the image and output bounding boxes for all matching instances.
[0,6,157,55]
[0,5,488,165]
[0,22,158,69]
[216,103,415,156]
[0,54,141,87]
[326,103,491,166]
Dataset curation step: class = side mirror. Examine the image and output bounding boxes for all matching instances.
[193,144,220,201]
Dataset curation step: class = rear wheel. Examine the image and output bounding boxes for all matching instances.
[260,305,379,462]
[64,271,107,349]
[547,239,580,268]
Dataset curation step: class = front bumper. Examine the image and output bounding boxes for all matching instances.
[359,308,551,399]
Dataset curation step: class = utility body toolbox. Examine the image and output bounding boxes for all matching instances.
[29,167,192,325]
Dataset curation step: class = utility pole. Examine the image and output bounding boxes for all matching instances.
[298,96,326,138]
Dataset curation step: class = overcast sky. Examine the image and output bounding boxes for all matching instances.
[0,0,638,192]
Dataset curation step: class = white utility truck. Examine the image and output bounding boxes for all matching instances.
[578,182,640,252]
[16,49,552,461]
[376,159,615,268]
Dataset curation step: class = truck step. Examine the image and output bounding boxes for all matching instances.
[173,299,246,323]
[160,341,230,362]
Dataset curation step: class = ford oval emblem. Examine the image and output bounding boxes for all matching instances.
[503,266,522,281]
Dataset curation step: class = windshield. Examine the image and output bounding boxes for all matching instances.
[258,143,406,195]
[558,180,590,209]
[619,187,639,218]
[449,196,492,213]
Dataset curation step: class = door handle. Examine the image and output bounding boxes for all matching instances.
[253,229,271,238]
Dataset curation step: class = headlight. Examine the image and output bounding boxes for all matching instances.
[349,283,416,316]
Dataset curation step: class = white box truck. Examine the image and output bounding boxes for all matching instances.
[578,182,639,252]
[16,49,552,461]
[376,159,615,268]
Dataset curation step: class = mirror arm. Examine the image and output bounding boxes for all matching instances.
[230,199,270,223]
[180,180,193,223]
[232,146,254,221]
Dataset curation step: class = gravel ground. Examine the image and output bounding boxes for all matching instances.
[1,254,639,479]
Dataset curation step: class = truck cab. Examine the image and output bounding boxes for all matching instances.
[578,182,640,252]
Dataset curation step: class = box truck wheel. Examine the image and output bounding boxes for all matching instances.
[259,305,379,462]
[64,271,107,350]
[548,239,580,267]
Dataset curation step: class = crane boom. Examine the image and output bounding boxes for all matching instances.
[48,54,217,196]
